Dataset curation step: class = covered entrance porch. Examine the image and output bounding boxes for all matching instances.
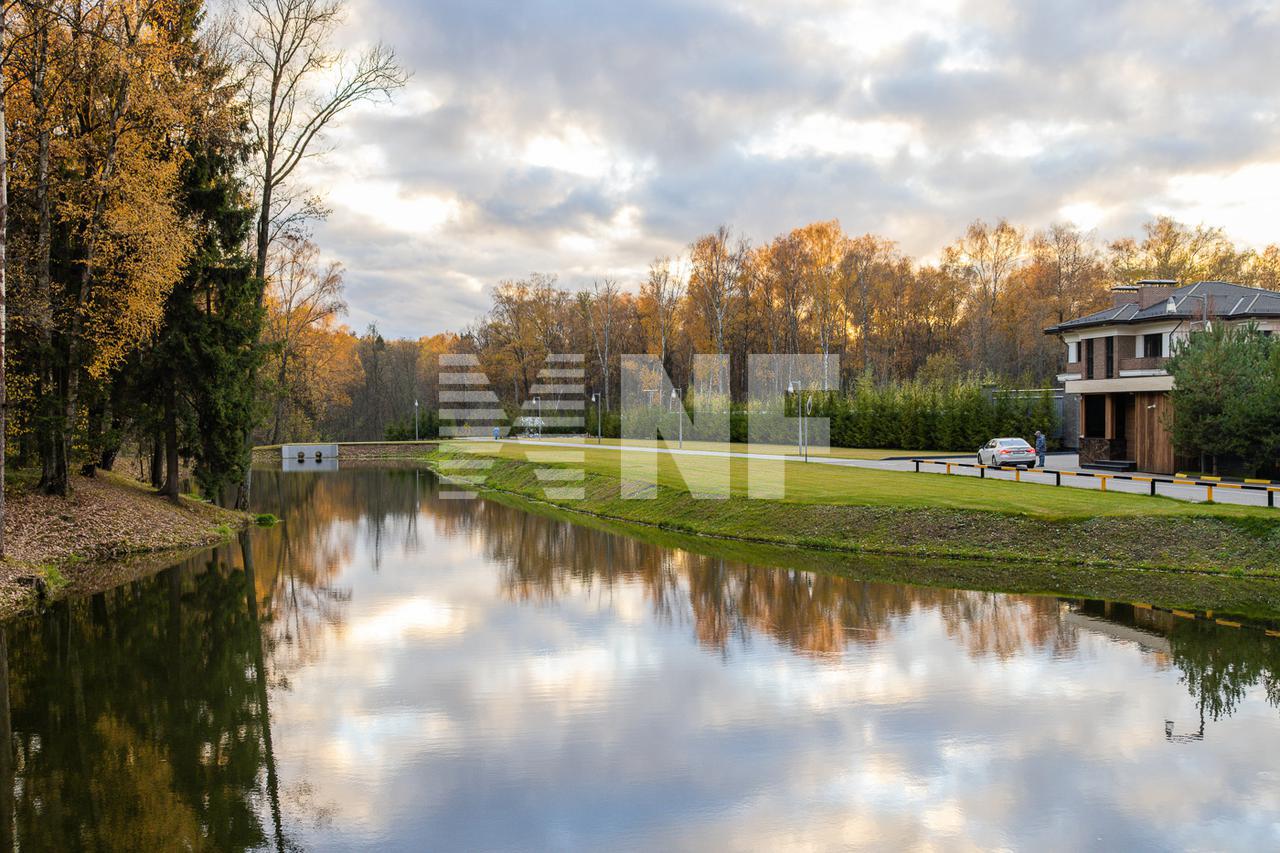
[1078,391,1175,474]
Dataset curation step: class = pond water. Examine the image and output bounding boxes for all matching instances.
[2,466,1279,851]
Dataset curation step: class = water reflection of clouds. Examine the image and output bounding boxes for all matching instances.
[345,598,469,646]
[259,476,1280,851]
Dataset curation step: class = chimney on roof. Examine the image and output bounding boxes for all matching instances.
[1111,284,1140,308]
[1135,280,1176,309]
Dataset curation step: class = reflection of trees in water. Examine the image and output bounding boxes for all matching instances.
[434,493,1077,661]
[246,466,433,685]
[1168,619,1280,724]
[0,547,289,850]
[249,468,365,684]
[0,466,432,850]
[4,466,1275,848]
[1072,600,1280,730]
[429,480,1280,709]
[435,488,1280,727]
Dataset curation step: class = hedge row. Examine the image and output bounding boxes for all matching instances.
[577,381,1060,452]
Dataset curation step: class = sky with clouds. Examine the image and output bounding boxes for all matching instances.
[300,0,1280,338]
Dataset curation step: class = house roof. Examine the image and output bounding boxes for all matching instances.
[1045,281,1280,334]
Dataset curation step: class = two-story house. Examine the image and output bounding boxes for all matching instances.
[1045,280,1280,474]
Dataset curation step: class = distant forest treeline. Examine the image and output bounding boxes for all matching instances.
[270,216,1280,442]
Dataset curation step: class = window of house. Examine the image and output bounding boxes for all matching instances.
[1105,337,1114,378]
[1085,339,1095,379]
[1067,341,1079,363]
[1144,333,1163,359]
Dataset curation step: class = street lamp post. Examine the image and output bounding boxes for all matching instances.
[414,399,419,442]
[788,382,804,457]
[671,387,683,449]
[804,394,814,462]
[591,392,602,443]
[534,397,541,438]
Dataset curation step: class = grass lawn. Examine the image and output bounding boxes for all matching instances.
[442,440,1275,523]
[479,487,1280,621]
[527,435,949,461]
[428,439,1280,583]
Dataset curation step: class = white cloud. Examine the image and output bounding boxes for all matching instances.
[1057,200,1109,232]
[1157,161,1280,248]
[296,0,1280,336]
[744,113,923,162]
[980,120,1086,160]
[339,180,462,235]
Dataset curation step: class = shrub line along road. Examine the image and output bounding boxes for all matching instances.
[470,437,1275,509]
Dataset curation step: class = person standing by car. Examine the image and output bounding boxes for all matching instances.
[1034,430,1047,468]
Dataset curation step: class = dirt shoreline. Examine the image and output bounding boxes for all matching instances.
[1,470,252,617]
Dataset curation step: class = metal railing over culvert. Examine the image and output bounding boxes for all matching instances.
[911,458,1280,507]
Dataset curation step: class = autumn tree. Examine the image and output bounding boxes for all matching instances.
[638,257,683,376]
[5,0,200,494]
[262,235,346,443]
[232,0,405,506]
[1248,245,1280,291]
[945,218,1024,373]
[998,222,1109,379]
[0,0,10,554]
[581,279,619,410]
[1109,216,1252,284]
[243,214,1280,446]
[687,225,746,395]
[238,0,407,282]
[842,233,894,378]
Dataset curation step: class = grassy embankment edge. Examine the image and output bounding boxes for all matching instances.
[426,445,1280,619]
[1,469,255,618]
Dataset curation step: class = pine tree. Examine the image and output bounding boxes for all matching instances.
[1167,324,1270,475]
[141,2,263,501]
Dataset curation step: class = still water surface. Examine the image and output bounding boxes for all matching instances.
[4,466,1280,850]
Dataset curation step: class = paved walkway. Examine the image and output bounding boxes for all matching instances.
[476,438,1274,509]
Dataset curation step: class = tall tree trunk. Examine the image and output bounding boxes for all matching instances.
[0,1,7,559]
[237,163,275,511]
[270,351,288,444]
[44,46,133,497]
[98,386,122,470]
[0,628,12,852]
[150,430,164,488]
[34,86,55,492]
[162,383,180,502]
[82,394,105,476]
[30,17,57,494]
[242,530,286,851]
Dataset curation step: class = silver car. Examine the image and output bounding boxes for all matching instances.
[978,437,1037,468]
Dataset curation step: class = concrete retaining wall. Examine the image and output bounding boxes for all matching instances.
[252,441,438,464]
